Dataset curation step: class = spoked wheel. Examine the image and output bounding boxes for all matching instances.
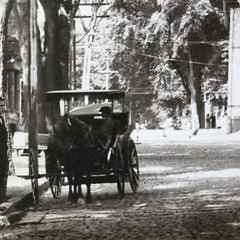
[49,176,62,198]
[29,150,39,204]
[128,140,139,193]
[49,160,63,199]
[49,175,62,199]
[116,144,125,199]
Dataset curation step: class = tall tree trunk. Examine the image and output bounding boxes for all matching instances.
[40,0,61,91]
[194,48,206,129]
[0,0,15,203]
[188,52,200,136]
[39,0,70,127]
[36,25,46,132]
[195,71,205,129]
[12,0,30,129]
[0,117,9,203]
[0,0,15,95]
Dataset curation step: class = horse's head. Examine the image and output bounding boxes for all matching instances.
[49,115,96,160]
[51,119,74,152]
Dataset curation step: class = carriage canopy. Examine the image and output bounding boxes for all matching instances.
[45,90,128,116]
[45,90,125,100]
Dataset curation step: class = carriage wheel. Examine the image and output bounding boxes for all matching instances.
[116,144,125,199]
[29,150,39,204]
[49,161,63,199]
[128,141,139,193]
[49,175,62,199]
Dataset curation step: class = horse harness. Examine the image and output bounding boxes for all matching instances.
[67,117,91,147]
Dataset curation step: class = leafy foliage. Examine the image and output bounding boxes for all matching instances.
[201,40,228,105]
[109,0,227,127]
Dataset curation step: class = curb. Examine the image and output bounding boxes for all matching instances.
[0,180,49,226]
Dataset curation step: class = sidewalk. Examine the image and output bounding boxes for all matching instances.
[0,176,48,227]
[131,128,240,144]
[0,152,48,227]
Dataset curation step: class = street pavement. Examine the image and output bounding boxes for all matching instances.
[0,128,240,239]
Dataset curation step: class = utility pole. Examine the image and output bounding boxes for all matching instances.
[98,49,118,90]
[105,49,110,90]
[67,0,81,90]
[68,19,73,89]
[81,4,98,92]
[75,0,110,94]
[73,20,77,89]
[223,0,229,29]
[81,20,94,104]
[29,0,39,203]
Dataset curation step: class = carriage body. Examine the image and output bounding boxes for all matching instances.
[69,102,130,136]
[46,90,129,129]
[45,90,139,199]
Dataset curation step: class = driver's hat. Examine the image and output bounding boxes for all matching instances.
[99,106,112,115]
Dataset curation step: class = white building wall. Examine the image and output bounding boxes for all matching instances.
[228,8,240,133]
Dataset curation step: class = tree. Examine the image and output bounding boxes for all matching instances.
[0,0,77,202]
[12,0,30,129]
[108,2,157,123]
[201,40,228,112]
[39,0,70,128]
[148,0,227,133]
[0,0,15,96]
[111,0,227,133]
[0,0,15,203]
[10,0,77,131]
[38,0,80,129]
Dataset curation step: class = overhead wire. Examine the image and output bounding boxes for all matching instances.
[74,27,228,66]
[135,52,227,66]
[75,32,228,46]
[127,35,228,46]
[118,47,228,66]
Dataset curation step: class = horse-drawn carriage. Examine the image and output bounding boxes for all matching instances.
[45,89,139,203]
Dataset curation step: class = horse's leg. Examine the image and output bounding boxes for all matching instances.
[78,175,83,199]
[67,174,73,201]
[86,172,92,203]
[72,174,79,202]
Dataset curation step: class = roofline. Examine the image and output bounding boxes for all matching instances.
[45,89,125,100]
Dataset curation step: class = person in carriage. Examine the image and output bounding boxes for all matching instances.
[91,106,121,169]
[95,106,114,148]
[60,106,120,169]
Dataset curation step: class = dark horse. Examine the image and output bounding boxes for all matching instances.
[45,115,100,203]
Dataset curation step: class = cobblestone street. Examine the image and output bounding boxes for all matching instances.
[1,0,240,239]
[1,130,240,239]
